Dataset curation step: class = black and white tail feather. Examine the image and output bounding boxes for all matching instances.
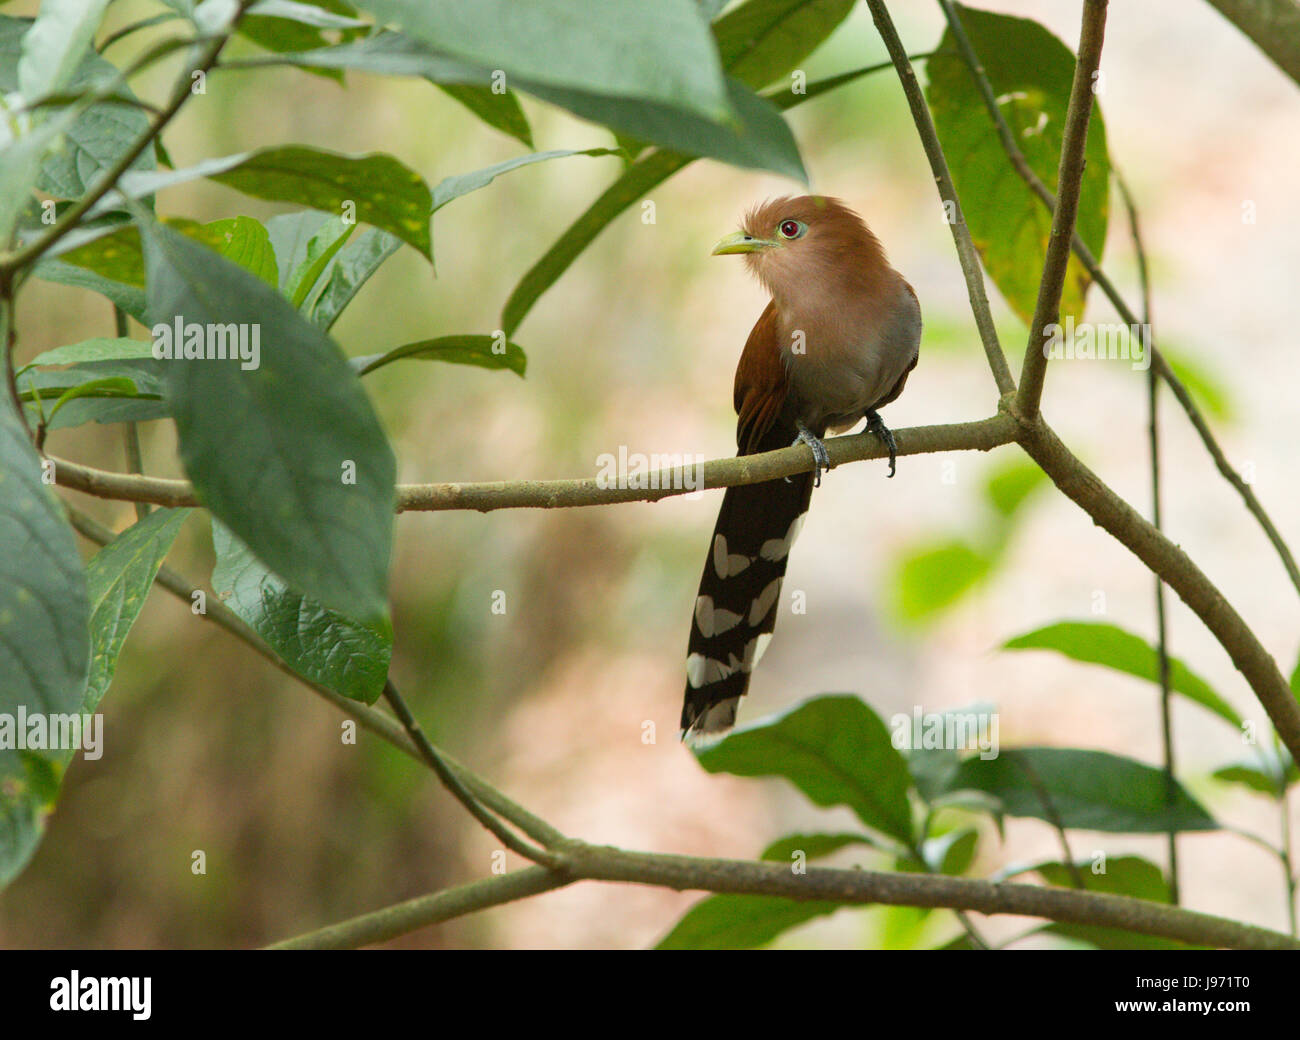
[681,419,814,745]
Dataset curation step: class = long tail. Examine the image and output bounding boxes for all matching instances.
[681,420,814,743]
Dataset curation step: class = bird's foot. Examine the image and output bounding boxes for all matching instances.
[866,410,898,478]
[792,421,830,487]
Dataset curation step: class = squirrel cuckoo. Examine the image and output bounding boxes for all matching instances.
[681,196,921,743]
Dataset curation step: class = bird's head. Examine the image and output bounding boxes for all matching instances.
[711,195,885,303]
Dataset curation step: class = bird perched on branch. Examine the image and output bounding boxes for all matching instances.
[681,196,921,743]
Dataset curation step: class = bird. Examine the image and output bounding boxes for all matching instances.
[680,195,921,744]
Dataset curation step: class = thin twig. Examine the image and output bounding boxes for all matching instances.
[380,679,568,870]
[1016,0,1109,421]
[939,0,1300,602]
[65,507,568,852]
[1118,172,1180,905]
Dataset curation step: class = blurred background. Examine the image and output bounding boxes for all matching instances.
[2,0,1298,948]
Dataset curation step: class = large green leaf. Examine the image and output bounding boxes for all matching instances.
[141,219,396,623]
[713,0,856,89]
[697,695,915,844]
[656,894,843,949]
[351,0,732,120]
[1002,620,1243,730]
[0,396,90,888]
[110,147,433,260]
[266,34,804,181]
[951,748,1218,833]
[211,521,392,703]
[925,4,1110,326]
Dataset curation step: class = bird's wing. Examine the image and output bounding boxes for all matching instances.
[733,301,787,455]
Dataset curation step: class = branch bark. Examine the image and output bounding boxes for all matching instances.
[1016,0,1109,421]
[269,841,1300,951]
[46,414,1020,512]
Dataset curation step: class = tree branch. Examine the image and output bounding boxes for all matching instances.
[46,414,1020,512]
[268,840,1300,950]
[1016,419,1300,765]
[940,0,1300,603]
[1016,0,1109,421]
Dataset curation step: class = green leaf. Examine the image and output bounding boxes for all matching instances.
[656,894,843,949]
[697,694,915,844]
[1027,855,1199,948]
[435,84,533,149]
[351,0,732,122]
[0,396,90,888]
[52,215,281,289]
[18,360,167,430]
[265,211,354,308]
[306,227,401,330]
[501,151,688,336]
[1002,620,1243,730]
[84,508,191,707]
[759,831,891,862]
[925,4,1110,326]
[46,376,141,423]
[951,748,1218,833]
[17,0,109,104]
[0,15,155,201]
[891,538,992,623]
[30,258,146,322]
[713,0,855,90]
[354,334,526,378]
[21,336,155,369]
[268,33,786,172]
[984,457,1046,518]
[431,149,619,212]
[141,218,396,623]
[921,827,978,875]
[211,521,392,703]
[1210,763,1280,796]
[111,147,434,261]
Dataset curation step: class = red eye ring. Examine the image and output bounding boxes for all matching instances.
[779,219,801,238]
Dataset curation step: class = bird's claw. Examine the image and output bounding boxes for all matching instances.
[866,410,897,478]
[792,422,830,487]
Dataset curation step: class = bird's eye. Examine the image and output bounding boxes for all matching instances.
[778,219,805,239]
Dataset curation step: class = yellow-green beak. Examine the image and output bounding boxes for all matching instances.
[711,231,776,256]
